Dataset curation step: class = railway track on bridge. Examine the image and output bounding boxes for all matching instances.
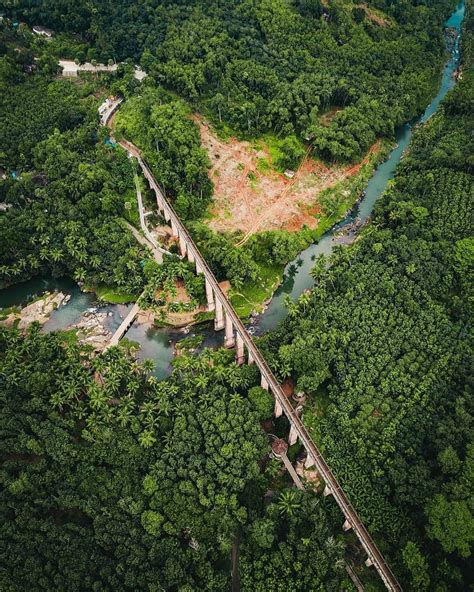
[103,102,402,591]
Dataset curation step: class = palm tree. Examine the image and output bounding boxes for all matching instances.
[138,429,156,448]
[310,255,327,282]
[284,295,299,318]
[117,405,133,427]
[142,359,156,374]
[127,378,140,396]
[277,489,302,517]
[105,372,121,394]
[298,290,311,313]
[226,366,242,389]
[213,364,227,383]
[89,385,107,410]
[195,374,209,391]
[50,391,66,412]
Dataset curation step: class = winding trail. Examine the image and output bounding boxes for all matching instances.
[133,173,173,260]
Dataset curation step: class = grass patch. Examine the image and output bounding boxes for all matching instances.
[261,133,306,173]
[231,263,284,318]
[194,310,215,324]
[123,186,140,228]
[94,285,139,304]
[256,157,271,173]
[0,306,20,321]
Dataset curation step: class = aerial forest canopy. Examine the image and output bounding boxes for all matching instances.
[0,28,152,294]
[0,327,351,590]
[261,25,474,590]
[0,0,473,590]
[6,0,458,160]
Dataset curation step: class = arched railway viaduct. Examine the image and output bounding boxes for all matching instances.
[103,102,402,592]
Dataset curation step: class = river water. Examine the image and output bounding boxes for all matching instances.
[0,1,464,377]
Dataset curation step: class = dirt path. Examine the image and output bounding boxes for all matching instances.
[235,143,313,246]
[231,534,241,592]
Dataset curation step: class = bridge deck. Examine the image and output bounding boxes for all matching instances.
[107,302,141,349]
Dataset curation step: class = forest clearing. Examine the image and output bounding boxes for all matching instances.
[198,116,382,237]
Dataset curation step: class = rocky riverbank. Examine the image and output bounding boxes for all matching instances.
[70,310,112,351]
[1,291,68,329]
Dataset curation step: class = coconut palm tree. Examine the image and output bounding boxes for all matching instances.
[117,405,133,427]
[142,359,156,374]
[277,489,302,517]
[139,429,156,448]
[195,374,209,391]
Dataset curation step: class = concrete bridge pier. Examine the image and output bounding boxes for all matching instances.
[205,280,215,312]
[288,423,298,446]
[323,484,333,497]
[170,218,178,237]
[214,298,224,330]
[224,314,235,348]
[179,234,187,257]
[274,398,283,418]
[365,557,374,567]
[288,406,303,445]
[343,519,352,532]
[235,333,245,365]
[261,376,269,391]
[156,193,165,212]
[187,249,195,264]
[248,350,255,364]
[305,454,315,469]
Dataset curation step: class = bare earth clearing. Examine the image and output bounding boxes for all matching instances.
[197,116,380,239]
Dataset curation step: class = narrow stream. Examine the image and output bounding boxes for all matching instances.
[0,1,464,378]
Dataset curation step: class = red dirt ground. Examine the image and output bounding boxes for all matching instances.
[196,116,380,242]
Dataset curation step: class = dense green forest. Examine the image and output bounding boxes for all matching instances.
[114,88,213,221]
[0,27,205,307]
[261,24,474,589]
[1,0,473,590]
[0,27,149,294]
[6,0,457,160]
[0,326,352,590]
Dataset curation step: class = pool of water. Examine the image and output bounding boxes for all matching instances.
[124,320,225,379]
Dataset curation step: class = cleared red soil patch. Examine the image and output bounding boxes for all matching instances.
[197,116,379,240]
